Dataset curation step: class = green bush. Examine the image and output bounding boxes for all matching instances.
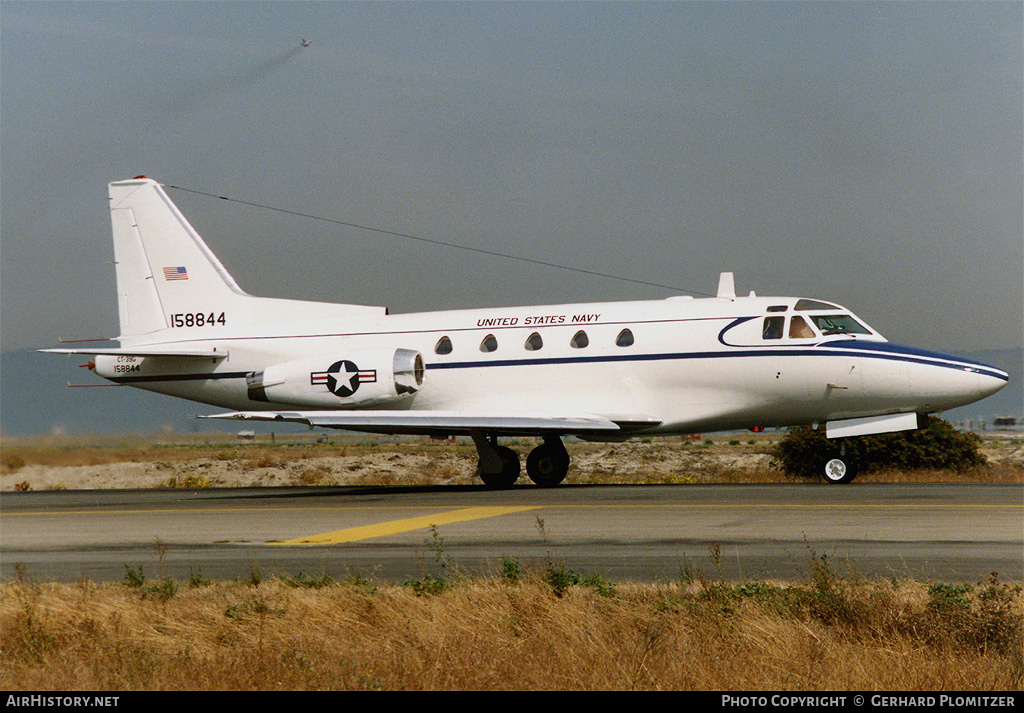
[774,415,986,479]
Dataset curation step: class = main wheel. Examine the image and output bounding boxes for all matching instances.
[526,442,569,487]
[822,453,857,484]
[477,445,520,489]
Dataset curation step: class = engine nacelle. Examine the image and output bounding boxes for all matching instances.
[247,348,424,408]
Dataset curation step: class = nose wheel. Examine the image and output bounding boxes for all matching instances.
[821,446,858,484]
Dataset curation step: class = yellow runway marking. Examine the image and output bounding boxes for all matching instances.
[271,505,541,546]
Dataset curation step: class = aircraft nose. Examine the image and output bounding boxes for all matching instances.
[959,363,1009,401]
[903,347,1009,412]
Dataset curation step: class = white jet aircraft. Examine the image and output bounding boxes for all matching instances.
[44,177,1008,486]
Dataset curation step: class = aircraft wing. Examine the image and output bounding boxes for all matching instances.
[202,410,661,437]
[40,347,228,359]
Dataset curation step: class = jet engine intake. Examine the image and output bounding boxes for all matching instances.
[247,348,424,407]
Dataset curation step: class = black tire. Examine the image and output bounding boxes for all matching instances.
[477,445,520,489]
[526,443,569,487]
[821,453,857,484]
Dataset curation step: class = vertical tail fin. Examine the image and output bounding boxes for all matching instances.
[110,177,248,337]
[108,177,385,341]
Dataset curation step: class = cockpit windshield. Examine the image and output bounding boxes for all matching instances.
[761,311,873,341]
[811,314,871,336]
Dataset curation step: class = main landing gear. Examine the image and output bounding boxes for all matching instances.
[471,433,570,488]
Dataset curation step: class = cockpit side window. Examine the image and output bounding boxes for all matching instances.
[789,316,815,339]
[762,316,784,340]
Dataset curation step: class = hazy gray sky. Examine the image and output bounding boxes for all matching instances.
[2,1,1021,355]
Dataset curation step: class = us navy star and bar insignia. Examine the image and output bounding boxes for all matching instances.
[311,360,377,397]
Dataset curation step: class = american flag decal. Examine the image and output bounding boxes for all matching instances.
[163,266,189,281]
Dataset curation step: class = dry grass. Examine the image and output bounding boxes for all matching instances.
[2,434,1021,690]
[1,432,1021,490]
[2,562,1021,691]
[854,463,1024,484]
[0,434,346,471]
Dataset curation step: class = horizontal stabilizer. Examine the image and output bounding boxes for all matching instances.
[202,410,661,436]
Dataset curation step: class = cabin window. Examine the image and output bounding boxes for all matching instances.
[616,328,634,347]
[434,336,453,355]
[525,332,543,351]
[480,334,498,353]
[762,316,784,340]
[811,314,871,336]
[789,316,815,339]
[570,330,589,349]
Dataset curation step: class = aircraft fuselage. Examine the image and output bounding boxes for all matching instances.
[93,293,1006,437]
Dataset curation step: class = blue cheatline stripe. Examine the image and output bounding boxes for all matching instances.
[103,345,1008,385]
[427,345,1009,380]
[815,341,1009,380]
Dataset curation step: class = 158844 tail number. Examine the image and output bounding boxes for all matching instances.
[170,312,226,328]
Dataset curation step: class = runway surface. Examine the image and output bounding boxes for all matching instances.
[1,483,1020,584]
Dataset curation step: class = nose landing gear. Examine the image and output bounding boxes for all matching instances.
[821,442,858,484]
